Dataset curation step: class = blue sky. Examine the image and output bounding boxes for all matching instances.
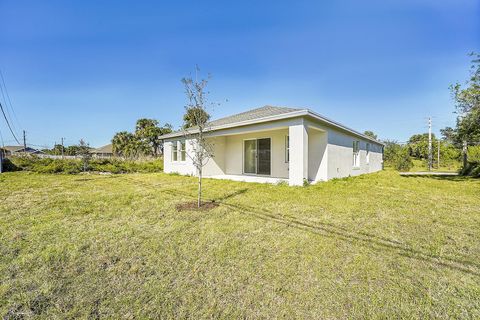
[0,0,479,148]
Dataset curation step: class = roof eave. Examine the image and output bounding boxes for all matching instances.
[305,110,385,146]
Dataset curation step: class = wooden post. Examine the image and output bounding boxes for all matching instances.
[462,141,468,168]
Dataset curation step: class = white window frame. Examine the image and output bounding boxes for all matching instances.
[285,135,289,163]
[242,137,272,176]
[172,142,178,162]
[180,141,186,162]
[366,143,370,164]
[353,140,360,168]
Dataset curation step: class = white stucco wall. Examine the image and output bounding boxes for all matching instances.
[163,115,383,184]
[308,128,328,182]
[326,128,383,179]
[163,139,196,176]
[223,129,289,178]
[164,129,290,179]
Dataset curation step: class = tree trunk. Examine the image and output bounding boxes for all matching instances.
[198,167,202,208]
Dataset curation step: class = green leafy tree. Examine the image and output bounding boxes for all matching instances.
[112,131,135,158]
[383,140,402,164]
[135,119,172,157]
[440,127,456,143]
[363,130,378,140]
[52,144,65,156]
[183,106,210,128]
[383,140,413,171]
[394,147,414,171]
[449,53,480,144]
[407,133,437,159]
[65,145,81,156]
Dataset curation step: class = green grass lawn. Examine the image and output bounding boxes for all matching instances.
[1,171,479,319]
[409,159,461,173]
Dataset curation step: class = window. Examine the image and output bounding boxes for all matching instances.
[180,141,186,161]
[172,142,178,161]
[285,136,290,163]
[366,143,370,164]
[353,140,360,167]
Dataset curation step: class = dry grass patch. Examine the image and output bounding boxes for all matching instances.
[0,171,479,318]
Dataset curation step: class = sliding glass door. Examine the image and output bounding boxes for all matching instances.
[244,140,257,174]
[243,138,271,175]
[257,138,271,175]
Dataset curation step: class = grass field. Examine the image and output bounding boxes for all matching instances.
[409,159,461,173]
[1,171,479,319]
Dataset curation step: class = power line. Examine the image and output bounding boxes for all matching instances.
[0,76,19,137]
[0,101,21,145]
[0,123,4,148]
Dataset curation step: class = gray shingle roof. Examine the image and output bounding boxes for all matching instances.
[159,105,383,145]
[208,105,301,127]
[93,144,113,154]
[2,145,25,152]
[160,105,302,139]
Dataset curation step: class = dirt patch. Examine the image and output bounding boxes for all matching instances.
[176,200,219,211]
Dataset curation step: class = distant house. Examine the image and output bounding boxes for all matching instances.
[160,106,384,186]
[1,145,44,157]
[91,144,113,158]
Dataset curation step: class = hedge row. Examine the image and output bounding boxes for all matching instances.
[2,156,163,174]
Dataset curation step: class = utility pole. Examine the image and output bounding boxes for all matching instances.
[437,140,440,169]
[428,117,432,171]
[61,137,65,159]
[23,130,27,153]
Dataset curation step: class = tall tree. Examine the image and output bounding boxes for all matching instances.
[407,133,436,159]
[449,52,480,144]
[183,107,210,128]
[363,130,378,140]
[440,127,456,143]
[135,119,172,157]
[112,131,137,158]
[182,72,215,208]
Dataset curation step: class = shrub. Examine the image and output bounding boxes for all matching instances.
[468,145,480,163]
[1,158,20,172]
[460,162,480,177]
[3,156,163,174]
[394,147,414,171]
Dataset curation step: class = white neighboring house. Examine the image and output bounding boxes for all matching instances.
[160,106,384,186]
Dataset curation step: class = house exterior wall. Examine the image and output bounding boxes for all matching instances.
[163,139,196,176]
[326,128,383,179]
[203,136,226,176]
[163,115,383,183]
[223,129,289,178]
[308,128,328,182]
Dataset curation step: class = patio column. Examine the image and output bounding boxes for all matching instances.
[289,121,308,186]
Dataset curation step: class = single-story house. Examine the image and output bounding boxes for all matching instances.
[160,106,384,186]
[1,145,44,157]
[91,144,113,158]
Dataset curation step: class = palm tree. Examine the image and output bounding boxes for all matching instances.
[112,131,135,158]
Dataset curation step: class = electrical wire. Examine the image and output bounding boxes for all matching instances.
[0,70,22,130]
[0,77,19,137]
[0,101,21,145]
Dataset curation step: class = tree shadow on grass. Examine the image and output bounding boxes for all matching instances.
[400,175,475,182]
[159,188,480,277]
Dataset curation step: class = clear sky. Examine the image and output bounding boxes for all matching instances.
[0,0,479,148]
